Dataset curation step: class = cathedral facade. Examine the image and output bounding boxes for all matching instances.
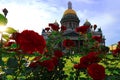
[42,1,105,52]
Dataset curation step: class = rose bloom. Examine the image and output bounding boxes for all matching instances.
[51,57,58,66]
[112,49,119,57]
[49,23,59,31]
[79,56,90,69]
[75,26,89,34]
[4,41,15,47]
[39,59,55,71]
[29,61,40,68]
[63,39,75,49]
[61,25,67,32]
[93,24,97,30]
[74,63,80,69]
[74,52,101,69]
[15,30,46,54]
[87,52,101,63]
[74,63,88,69]
[29,56,58,71]
[54,50,64,58]
[118,41,120,45]
[92,36,102,43]
[45,27,50,32]
[87,63,105,80]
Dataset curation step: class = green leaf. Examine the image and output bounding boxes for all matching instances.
[78,37,81,40]
[7,57,18,68]
[40,56,50,62]
[5,27,17,34]
[87,33,92,39]
[2,34,9,40]
[0,57,4,66]
[4,69,14,75]
[9,52,16,56]
[33,52,42,56]
[10,43,18,48]
[0,13,8,26]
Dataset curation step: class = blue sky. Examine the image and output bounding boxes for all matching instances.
[0,0,120,46]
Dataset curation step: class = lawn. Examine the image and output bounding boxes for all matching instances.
[1,53,120,80]
[64,53,120,80]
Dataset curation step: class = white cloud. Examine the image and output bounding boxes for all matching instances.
[76,9,118,45]
[0,0,65,34]
[90,13,116,29]
[0,0,120,46]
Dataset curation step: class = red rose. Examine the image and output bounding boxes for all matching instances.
[63,39,75,49]
[79,56,90,69]
[78,52,101,69]
[33,56,41,61]
[87,52,101,63]
[4,41,15,47]
[54,50,64,58]
[49,23,59,31]
[45,27,50,32]
[74,63,88,69]
[74,63,80,69]
[51,57,58,66]
[61,25,66,32]
[39,59,55,71]
[118,41,120,45]
[74,56,92,69]
[93,24,97,30]
[29,61,40,68]
[75,26,89,34]
[112,49,119,57]
[15,30,46,54]
[92,36,102,43]
[87,63,105,80]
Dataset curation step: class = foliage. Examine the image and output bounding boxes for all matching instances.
[0,18,120,80]
[0,13,7,26]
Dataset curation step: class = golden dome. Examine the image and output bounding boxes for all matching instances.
[63,9,76,15]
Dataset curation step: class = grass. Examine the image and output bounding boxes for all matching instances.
[1,53,120,79]
[64,53,120,79]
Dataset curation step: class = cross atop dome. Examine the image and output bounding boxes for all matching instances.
[68,1,72,9]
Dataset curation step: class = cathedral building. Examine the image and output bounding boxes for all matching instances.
[42,1,106,51]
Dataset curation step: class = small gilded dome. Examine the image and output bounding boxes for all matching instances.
[54,20,59,26]
[63,9,76,15]
[83,19,91,27]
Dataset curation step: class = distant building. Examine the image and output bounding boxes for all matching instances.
[42,1,106,51]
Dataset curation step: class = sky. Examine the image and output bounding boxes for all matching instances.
[0,0,120,46]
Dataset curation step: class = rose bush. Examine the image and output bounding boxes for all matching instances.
[0,16,120,80]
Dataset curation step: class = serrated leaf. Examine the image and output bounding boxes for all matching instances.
[0,13,8,26]
[5,27,17,34]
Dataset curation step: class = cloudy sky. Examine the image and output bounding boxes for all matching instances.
[0,0,120,46]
